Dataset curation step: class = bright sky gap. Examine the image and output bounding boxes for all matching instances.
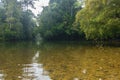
[30,0,50,16]
[0,0,49,16]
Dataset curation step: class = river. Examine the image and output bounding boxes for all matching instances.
[0,41,120,80]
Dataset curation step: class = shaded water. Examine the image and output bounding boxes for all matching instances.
[0,41,120,80]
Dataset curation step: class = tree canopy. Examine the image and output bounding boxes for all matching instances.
[75,0,120,40]
[0,0,36,41]
[37,0,83,40]
[0,0,119,41]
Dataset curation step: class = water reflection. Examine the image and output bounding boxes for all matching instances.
[0,70,5,80]
[0,42,119,80]
[22,51,51,80]
[39,42,120,80]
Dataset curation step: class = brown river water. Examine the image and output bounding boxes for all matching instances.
[0,41,120,80]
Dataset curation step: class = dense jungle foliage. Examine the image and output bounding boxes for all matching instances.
[0,0,119,41]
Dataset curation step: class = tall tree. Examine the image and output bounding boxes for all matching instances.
[38,0,83,40]
[1,0,24,40]
[0,0,36,40]
[75,0,120,40]
[20,10,36,40]
[20,0,37,11]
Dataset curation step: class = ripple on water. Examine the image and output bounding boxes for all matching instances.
[22,63,51,80]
